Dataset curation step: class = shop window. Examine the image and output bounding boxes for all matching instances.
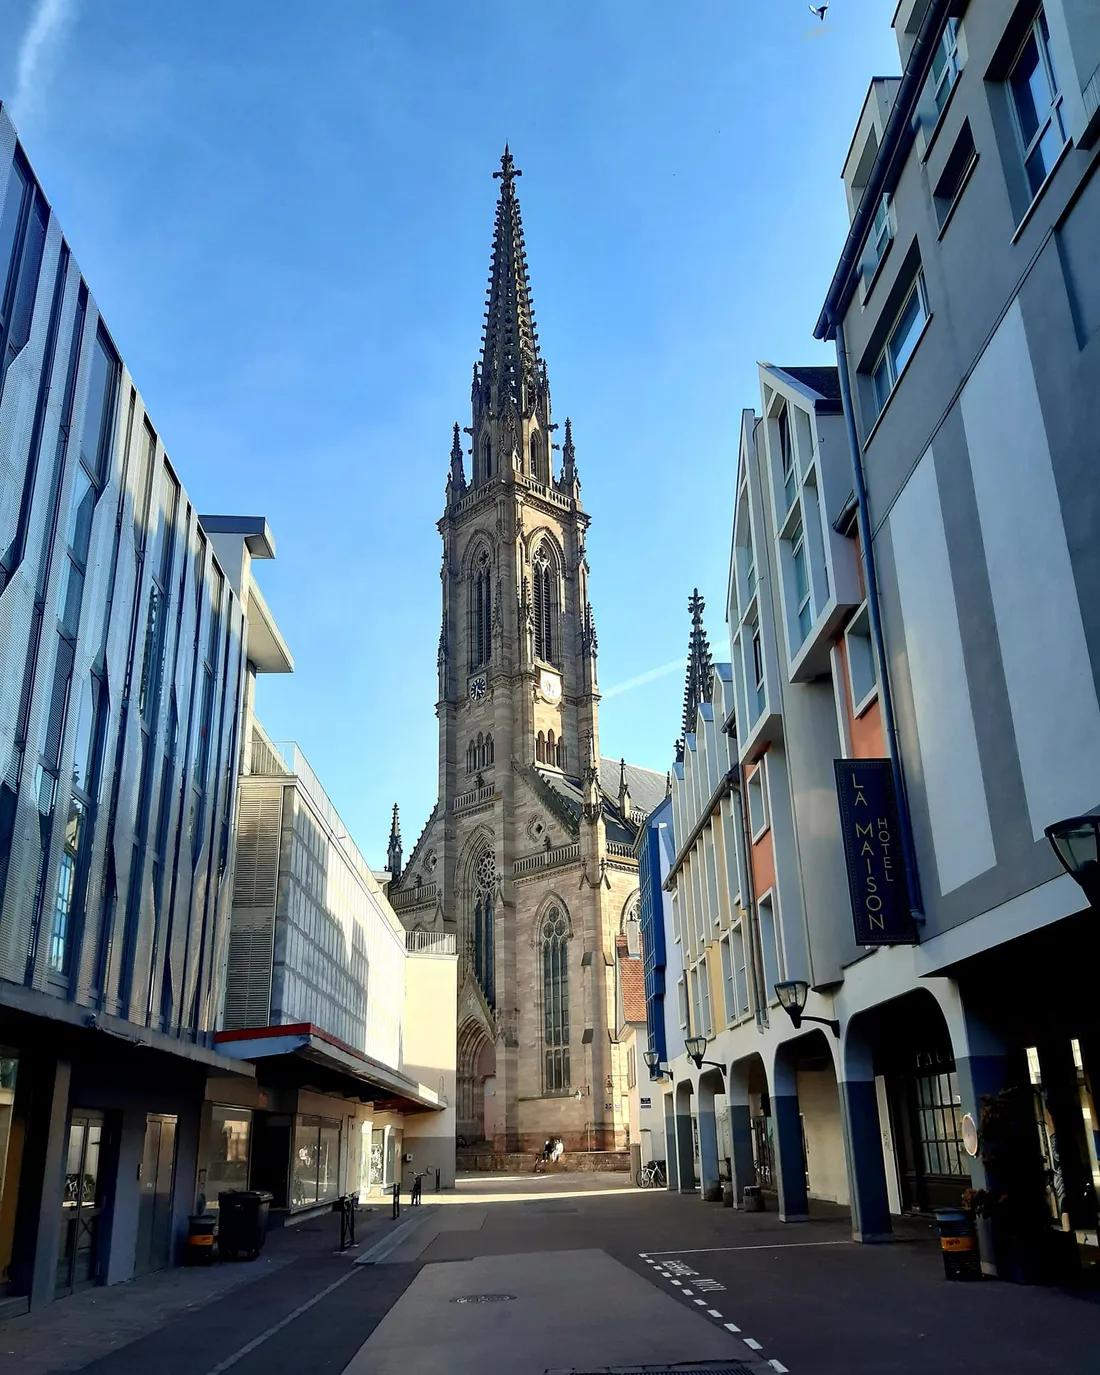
[291,1115,342,1209]
[208,1105,251,1203]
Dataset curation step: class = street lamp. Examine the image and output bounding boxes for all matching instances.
[684,1036,726,1074]
[1045,815,1100,906]
[643,1049,671,1081]
[774,980,840,1038]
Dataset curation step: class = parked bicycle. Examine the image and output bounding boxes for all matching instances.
[637,1159,667,1189]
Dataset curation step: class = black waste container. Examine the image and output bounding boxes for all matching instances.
[217,1190,274,1260]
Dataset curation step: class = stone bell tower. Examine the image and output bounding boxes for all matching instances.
[387,149,663,1154]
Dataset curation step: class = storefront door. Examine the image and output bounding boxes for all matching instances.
[134,1114,177,1276]
[56,1112,104,1296]
[894,1055,968,1213]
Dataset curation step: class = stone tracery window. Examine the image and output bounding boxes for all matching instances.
[472,848,496,1008]
[532,543,558,666]
[470,547,492,671]
[542,906,571,1093]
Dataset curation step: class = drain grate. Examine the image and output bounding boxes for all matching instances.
[451,1293,516,1304]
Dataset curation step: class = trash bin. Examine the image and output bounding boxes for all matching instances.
[934,1207,982,1281]
[185,1214,217,1265]
[742,1185,764,1212]
[217,1190,274,1261]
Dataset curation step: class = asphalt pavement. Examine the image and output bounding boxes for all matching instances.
[5,1173,1100,1374]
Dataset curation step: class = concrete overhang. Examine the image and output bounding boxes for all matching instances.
[199,514,276,561]
[245,574,293,675]
[215,1022,444,1113]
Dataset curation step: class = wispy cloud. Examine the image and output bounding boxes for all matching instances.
[11,0,76,125]
[601,657,683,701]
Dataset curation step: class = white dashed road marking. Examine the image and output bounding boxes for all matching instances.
[638,1251,788,1372]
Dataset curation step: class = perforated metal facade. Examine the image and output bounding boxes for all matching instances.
[0,109,246,1044]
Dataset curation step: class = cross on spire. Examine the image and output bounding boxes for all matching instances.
[493,144,522,188]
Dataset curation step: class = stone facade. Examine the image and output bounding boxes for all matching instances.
[387,150,664,1153]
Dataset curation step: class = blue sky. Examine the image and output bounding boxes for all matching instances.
[1,0,900,865]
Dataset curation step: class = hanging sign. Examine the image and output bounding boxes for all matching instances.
[834,759,916,946]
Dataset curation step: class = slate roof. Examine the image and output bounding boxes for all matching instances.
[775,365,842,403]
[533,757,667,847]
[615,937,647,1024]
[598,758,667,817]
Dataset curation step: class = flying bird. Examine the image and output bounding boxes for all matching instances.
[810,4,829,18]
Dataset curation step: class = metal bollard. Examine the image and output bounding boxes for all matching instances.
[391,1181,401,1220]
[435,1167,441,1193]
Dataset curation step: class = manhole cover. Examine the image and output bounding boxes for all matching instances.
[451,1293,516,1304]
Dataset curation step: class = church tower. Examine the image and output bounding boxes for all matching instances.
[389,150,664,1154]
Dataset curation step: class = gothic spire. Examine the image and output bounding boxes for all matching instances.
[386,804,403,877]
[447,422,467,499]
[676,589,713,763]
[558,415,579,496]
[479,146,541,411]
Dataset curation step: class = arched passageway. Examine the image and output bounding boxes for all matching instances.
[697,1068,726,1200]
[728,1052,770,1207]
[673,1080,696,1193]
[843,986,967,1240]
[772,1028,841,1223]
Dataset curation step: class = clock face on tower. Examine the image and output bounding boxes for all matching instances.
[539,671,562,703]
[468,674,488,701]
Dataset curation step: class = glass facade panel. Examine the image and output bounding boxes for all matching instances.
[291,1115,342,1209]
[207,1106,251,1202]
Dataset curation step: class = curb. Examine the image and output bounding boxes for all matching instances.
[354,1204,437,1265]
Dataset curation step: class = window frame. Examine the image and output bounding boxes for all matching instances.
[791,518,813,646]
[871,271,930,414]
[930,17,963,115]
[746,759,769,843]
[756,888,783,1005]
[844,601,879,717]
[1007,10,1068,202]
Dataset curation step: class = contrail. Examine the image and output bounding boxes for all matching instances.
[602,658,683,700]
[11,0,76,124]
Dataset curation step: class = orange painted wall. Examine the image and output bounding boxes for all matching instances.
[744,757,776,896]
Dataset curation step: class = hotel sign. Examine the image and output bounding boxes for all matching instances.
[834,759,915,946]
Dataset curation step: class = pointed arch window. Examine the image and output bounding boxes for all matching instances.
[472,849,496,1008]
[530,432,542,482]
[542,907,571,1093]
[547,729,556,768]
[480,434,492,484]
[532,544,558,666]
[470,548,493,671]
[466,740,477,773]
[556,738,567,770]
[536,730,546,764]
[483,733,494,767]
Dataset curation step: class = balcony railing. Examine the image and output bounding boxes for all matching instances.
[514,842,581,875]
[391,883,438,911]
[406,930,456,955]
[454,784,495,812]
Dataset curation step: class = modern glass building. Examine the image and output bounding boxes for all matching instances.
[0,105,289,1312]
[216,726,456,1212]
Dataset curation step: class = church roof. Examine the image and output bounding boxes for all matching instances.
[598,758,667,818]
[532,757,667,846]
